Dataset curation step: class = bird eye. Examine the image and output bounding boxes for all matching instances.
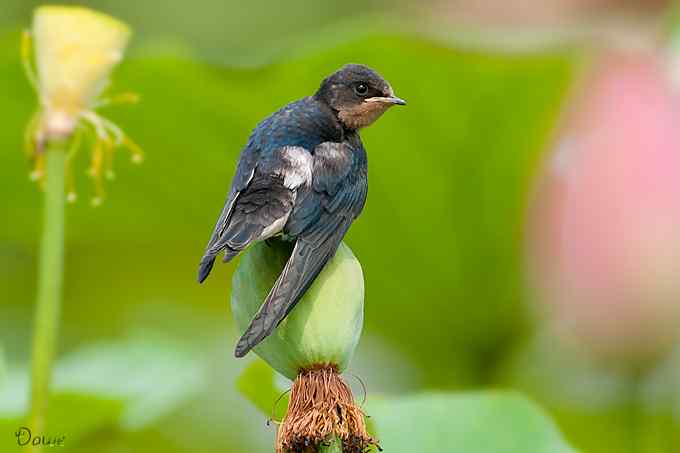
[354,83,368,96]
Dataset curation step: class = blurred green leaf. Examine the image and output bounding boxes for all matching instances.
[500,334,680,453]
[236,358,288,421]
[40,393,121,447]
[52,335,205,431]
[0,334,204,450]
[368,392,576,453]
[0,387,122,452]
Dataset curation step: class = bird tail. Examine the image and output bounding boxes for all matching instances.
[197,254,216,283]
[197,247,239,283]
[234,238,337,357]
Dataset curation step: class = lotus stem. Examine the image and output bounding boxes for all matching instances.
[28,140,67,452]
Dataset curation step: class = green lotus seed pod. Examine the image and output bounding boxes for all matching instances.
[231,240,364,380]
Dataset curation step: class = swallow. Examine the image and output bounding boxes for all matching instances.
[198,64,405,357]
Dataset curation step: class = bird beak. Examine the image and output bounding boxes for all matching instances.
[387,96,407,105]
[366,96,407,106]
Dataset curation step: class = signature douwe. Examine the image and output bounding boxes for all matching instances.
[15,427,65,447]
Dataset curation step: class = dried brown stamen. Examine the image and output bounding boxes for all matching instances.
[276,365,379,453]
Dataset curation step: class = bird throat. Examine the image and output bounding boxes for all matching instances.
[338,101,390,130]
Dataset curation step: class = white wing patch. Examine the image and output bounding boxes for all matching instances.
[315,141,349,160]
[280,146,312,189]
[260,211,291,240]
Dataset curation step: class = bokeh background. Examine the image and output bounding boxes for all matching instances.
[2,0,680,452]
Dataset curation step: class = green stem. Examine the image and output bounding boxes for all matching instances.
[319,435,343,453]
[28,142,67,451]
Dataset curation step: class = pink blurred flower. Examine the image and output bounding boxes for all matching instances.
[529,49,680,362]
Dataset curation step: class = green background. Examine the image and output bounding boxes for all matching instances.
[1,1,679,452]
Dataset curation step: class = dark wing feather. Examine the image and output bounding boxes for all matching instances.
[214,173,294,252]
[197,144,258,282]
[234,140,367,357]
[198,145,302,283]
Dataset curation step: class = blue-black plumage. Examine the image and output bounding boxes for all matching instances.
[198,64,405,358]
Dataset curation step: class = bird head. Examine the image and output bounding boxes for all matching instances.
[315,64,406,130]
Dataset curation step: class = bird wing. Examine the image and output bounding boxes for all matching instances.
[198,145,313,282]
[234,141,367,357]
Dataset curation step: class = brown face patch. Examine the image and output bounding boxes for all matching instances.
[338,100,392,130]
